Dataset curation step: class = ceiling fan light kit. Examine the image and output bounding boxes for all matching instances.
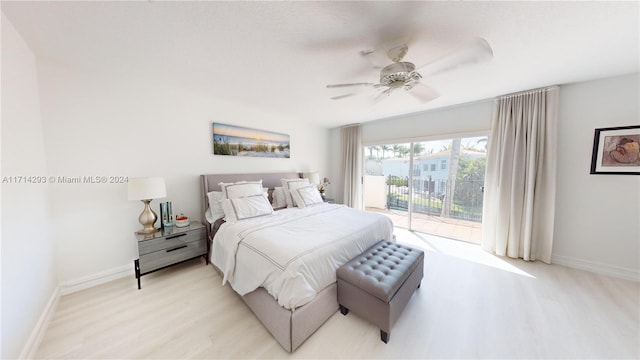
[379,62,420,87]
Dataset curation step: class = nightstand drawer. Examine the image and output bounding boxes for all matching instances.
[138,228,205,255]
[138,239,206,274]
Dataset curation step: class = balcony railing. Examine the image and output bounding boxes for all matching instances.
[385,175,484,222]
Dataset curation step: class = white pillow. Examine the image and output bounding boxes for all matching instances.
[205,191,224,223]
[218,180,263,199]
[281,178,309,207]
[221,193,274,223]
[290,185,324,209]
[271,187,287,209]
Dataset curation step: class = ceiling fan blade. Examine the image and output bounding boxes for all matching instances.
[371,87,394,104]
[326,82,375,88]
[417,37,493,77]
[330,93,357,100]
[356,49,386,74]
[409,83,440,103]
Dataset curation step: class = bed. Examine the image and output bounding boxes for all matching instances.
[200,172,394,352]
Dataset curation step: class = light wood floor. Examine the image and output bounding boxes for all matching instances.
[35,229,639,359]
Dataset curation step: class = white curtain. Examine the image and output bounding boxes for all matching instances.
[341,124,363,209]
[481,87,559,263]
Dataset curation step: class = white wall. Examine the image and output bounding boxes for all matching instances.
[363,175,386,209]
[1,14,58,359]
[553,73,640,279]
[34,60,330,285]
[361,100,493,145]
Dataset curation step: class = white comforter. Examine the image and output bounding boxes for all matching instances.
[211,204,394,310]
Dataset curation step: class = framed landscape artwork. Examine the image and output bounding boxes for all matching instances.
[590,125,640,175]
[212,123,290,158]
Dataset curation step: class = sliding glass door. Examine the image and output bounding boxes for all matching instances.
[364,136,487,244]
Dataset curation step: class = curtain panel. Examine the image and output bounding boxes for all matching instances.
[482,87,559,263]
[341,124,363,209]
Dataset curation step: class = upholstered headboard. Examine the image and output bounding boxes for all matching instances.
[200,172,301,256]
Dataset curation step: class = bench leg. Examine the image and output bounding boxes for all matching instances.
[339,305,349,315]
[380,330,389,344]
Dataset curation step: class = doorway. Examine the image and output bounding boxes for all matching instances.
[363,136,487,244]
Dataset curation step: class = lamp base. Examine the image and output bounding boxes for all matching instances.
[136,228,160,235]
[137,199,159,234]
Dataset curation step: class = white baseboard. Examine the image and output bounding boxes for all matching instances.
[59,263,133,295]
[552,254,640,282]
[19,264,134,358]
[19,286,60,359]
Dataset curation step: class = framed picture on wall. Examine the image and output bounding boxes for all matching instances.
[590,125,640,175]
[212,123,290,158]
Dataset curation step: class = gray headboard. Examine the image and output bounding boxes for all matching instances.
[200,172,301,250]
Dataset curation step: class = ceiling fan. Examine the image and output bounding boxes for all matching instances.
[326,38,494,103]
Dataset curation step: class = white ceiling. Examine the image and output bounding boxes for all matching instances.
[2,1,638,128]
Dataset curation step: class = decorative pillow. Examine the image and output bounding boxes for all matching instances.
[290,185,324,209]
[205,191,224,223]
[218,180,263,199]
[221,193,274,223]
[269,187,285,209]
[281,178,310,207]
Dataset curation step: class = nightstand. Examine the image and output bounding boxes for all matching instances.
[324,198,335,204]
[134,221,207,289]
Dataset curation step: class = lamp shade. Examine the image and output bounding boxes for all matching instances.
[304,172,320,186]
[127,177,167,201]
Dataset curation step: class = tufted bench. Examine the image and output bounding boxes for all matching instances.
[337,240,424,344]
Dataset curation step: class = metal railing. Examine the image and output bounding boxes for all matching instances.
[386,175,484,222]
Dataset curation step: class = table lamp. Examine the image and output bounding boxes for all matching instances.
[303,172,320,186]
[128,177,167,234]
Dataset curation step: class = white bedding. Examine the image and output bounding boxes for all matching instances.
[211,204,394,309]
